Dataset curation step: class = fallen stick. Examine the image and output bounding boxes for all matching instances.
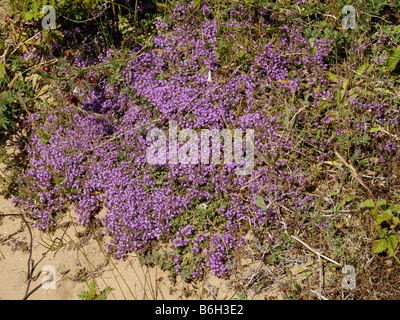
[333,149,376,201]
[290,235,341,267]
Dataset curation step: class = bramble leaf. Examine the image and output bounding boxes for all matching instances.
[387,234,398,256]
[376,199,387,208]
[372,239,387,253]
[362,199,375,208]
[387,48,400,72]
[376,214,390,225]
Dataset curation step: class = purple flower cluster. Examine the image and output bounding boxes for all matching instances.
[13,0,400,279]
[13,2,334,277]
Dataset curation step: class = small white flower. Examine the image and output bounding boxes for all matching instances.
[198,203,208,210]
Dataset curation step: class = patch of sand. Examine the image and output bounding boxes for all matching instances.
[0,195,246,300]
[1,188,331,300]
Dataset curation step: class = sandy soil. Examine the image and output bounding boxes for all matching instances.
[0,195,247,300]
[1,189,327,301]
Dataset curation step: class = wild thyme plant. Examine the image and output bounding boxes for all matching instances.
[11,0,400,281]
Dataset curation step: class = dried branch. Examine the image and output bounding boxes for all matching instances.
[333,149,376,201]
[290,235,341,267]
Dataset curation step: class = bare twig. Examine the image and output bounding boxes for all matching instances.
[22,282,43,300]
[244,252,266,288]
[290,235,341,267]
[1,210,46,300]
[59,2,110,23]
[0,47,8,64]
[377,125,400,141]
[318,254,323,300]
[10,31,42,56]
[333,149,376,201]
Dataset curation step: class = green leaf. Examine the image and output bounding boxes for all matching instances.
[342,78,349,91]
[36,70,50,78]
[362,199,375,208]
[77,291,91,300]
[89,280,97,293]
[372,239,387,253]
[238,50,247,60]
[36,84,49,98]
[374,88,393,95]
[378,228,387,239]
[255,195,267,210]
[376,214,390,225]
[234,292,248,300]
[0,63,6,79]
[386,48,400,72]
[335,89,345,102]
[359,158,369,166]
[21,10,34,20]
[390,204,400,213]
[355,63,370,76]
[305,260,314,267]
[32,73,39,89]
[387,234,398,255]
[326,71,338,82]
[384,209,393,217]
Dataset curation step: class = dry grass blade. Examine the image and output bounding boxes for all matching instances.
[333,149,376,201]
